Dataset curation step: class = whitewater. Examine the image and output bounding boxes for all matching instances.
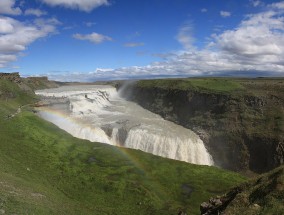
[35,85,214,166]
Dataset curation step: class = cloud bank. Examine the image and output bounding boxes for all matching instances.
[40,0,109,12]
[176,23,195,50]
[73,32,112,44]
[124,42,145,47]
[0,0,21,15]
[24,9,47,17]
[220,11,231,17]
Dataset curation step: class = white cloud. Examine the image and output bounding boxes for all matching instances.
[84,22,96,27]
[0,54,17,68]
[176,23,195,50]
[211,9,284,72]
[250,0,263,7]
[25,9,47,17]
[201,8,207,13]
[40,0,109,12]
[124,42,144,47]
[270,1,284,10]
[0,16,59,68]
[73,32,112,44]
[0,0,21,15]
[220,11,231,17]
[0,18,14,33]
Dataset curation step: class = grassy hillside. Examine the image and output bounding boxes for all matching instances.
[0,78,246,214]
[0,79,37,116]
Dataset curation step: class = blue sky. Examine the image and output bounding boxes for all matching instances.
[0,0,283,81]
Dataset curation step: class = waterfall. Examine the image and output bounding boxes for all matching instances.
[36,85,214,166]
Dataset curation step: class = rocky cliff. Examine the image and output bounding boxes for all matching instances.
[0,72,21,83]
[0,72,59,101]
[118,78,284,173]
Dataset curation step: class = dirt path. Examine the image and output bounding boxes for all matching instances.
[5,104,33,120]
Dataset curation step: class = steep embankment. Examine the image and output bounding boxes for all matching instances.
[119,78,284,173]
[200,164,284,215]
[0,74,246,214]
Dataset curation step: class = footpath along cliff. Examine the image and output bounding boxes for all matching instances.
[118,78,284,173]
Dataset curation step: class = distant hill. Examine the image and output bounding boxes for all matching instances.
[23,76,59,90]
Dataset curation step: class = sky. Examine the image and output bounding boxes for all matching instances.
[0,0,284,81]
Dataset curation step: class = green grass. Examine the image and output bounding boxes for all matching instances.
[0,79,246,214]
[137,78,244,93]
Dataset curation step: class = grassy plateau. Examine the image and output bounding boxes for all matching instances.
[136,78,245,93]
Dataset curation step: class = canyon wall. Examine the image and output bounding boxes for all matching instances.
[118,79,284,173]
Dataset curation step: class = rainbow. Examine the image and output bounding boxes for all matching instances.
[36,106,168,197]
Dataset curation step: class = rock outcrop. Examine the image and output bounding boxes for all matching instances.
[200,165,284,214]
[0,72,21,83]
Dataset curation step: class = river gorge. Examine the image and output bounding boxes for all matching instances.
[35,85,214,166]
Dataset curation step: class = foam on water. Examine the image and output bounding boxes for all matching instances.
[36,85,214,166]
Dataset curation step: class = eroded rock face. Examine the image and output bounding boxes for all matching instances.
[118,81,284,173]
[0,72,21,82]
